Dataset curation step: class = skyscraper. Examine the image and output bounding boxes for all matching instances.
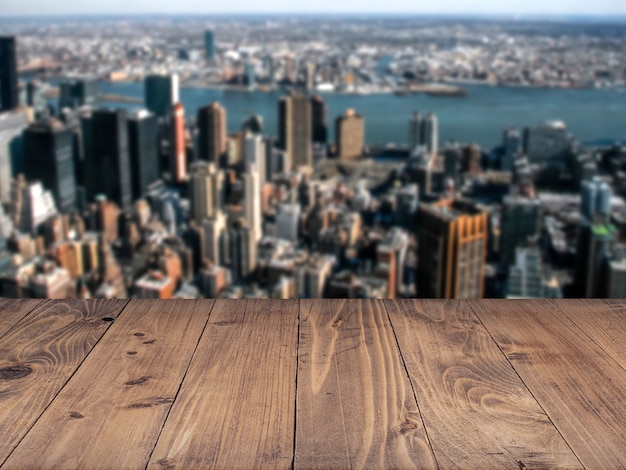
[443,143,462,187]
[409,111,438,156]
[144,74,179,118]
[23,120,77,213]
[310,96,328,144]
[279,93,312,169]
[170,103,187,183]
[89,109,132,210]
[0,109,28,204]
[59,79,98,109]
[243,163,262,242]
[189,161,224,226]
[335,109,364,160]
[417,199,488,298]
[204,30,215,61]
[500,196,543,267]
[127,109,159,200]
[197,102,227,166]
[244,133,266,184]
[0,37,18,112]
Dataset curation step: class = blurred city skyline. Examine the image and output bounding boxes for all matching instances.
[2,0,626,16]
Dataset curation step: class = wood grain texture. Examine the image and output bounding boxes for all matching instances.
[469,299,626,469]
[295,299,437,469]
[3,299,213,470]
[386,299,582,469]
[147,299,299,470]
[0,299,128,465]
[0,299,42,339]
[560,299,626,370]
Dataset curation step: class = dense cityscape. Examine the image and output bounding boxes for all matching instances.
[1,16,626,300]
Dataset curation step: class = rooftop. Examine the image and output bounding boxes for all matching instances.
[0,299,623,469]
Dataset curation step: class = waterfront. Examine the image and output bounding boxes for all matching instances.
[98,81,626,149]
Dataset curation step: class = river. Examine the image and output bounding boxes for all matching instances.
[97,81,626,149]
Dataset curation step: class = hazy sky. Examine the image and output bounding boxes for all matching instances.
[2,0,625,16]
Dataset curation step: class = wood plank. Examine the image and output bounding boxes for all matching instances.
[147,299,299,470]
[3,299,213,470]
[470,299,626,469]
[0,299,42,339]
[552,299,626,370]
[0,298,128,465]
[386,299,582,469]
[295,299,437,469]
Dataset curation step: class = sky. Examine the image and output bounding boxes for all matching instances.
[1,0,625,16]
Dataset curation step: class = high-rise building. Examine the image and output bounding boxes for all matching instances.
[422,113,438,157]
[189,161,224,226]
[506,246,562,299]
[335,109,364,160]
[127,109,159,200]
[89,109,132,210]
[416,199,488,298]
[244,133,266,184]
[581,176,611,223]
[461,144,481,174]
[311,96,327,144]
[243,163,262,242]
[0,37,18,112]
[409,111,438,156]
[202,212,227,266]
[279,93,312,169]
[10,176,59,234]
[144,74,179,118]
[204,30,215,61]
[227,220,257,283]
[169,103,187,183]
[500,196,543,267]
[501,128,521,171]
[59,79,98,109]
[443,143,462,187]
[242,115,263,135]
[607,255,626,298]
[199,261,228,297]
[276,203,301,242]
[244,61,255,87]
[197,102,227,166]
[523,121,571,166]
[23,120,77,213]
[0,109,28,204]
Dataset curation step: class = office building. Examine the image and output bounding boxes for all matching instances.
[169,103,187,183]
[607,255,626,298]
[500,196,543,267]
[581,176,611,223]
[335,109,364,160]
[199,261,228,297]
[197,102,227,165]
[227,220,257,283]
[506,246,562,298]
[202,212,227,266]
[575,222,617,298]
[462,144,481,174]
[0,37,18,111]
[204,30,215,60]
[523,121,571,166]
[23,120,76,213]
[502,128,521,171]
[89,109,132,210]
[244,133,266,184]
[276,203,301,242]
[59,79,98,109]
[443,143,462,187]
[127,109,159,200]
[311,96,327,144]
[409,111,438,156]
[244,61,255,87]
[10,176,59,234]
[394,183,419,230]
[0,109,28,204]
[243,163,262,242]
[189,162,224,225]
[279,93,312,169]
[417,199,488,298]
[144,74,179,118]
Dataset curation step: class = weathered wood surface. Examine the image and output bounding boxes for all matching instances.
[469,299,626,469]
[558,299,626,370]
[0,299,128,465]
[148,299,299,470]
[387,299,582,469]
[0,298,42,339]
[0,299,624,470]
[4,299,213,470]
[295,299,436,469]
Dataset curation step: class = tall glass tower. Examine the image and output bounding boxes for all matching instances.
[205,30,215,61]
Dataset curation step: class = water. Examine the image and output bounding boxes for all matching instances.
[98,81,626,149]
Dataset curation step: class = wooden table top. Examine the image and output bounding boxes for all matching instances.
[0,298,624,469]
